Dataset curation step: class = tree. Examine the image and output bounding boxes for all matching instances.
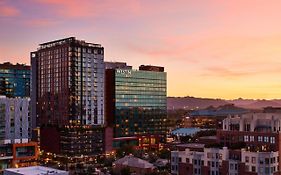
[116,144,134,158]
[145,171,170,175]
[120,167,131,175]
[158,149,170,159]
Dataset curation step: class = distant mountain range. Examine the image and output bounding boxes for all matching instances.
[168,96,281,110]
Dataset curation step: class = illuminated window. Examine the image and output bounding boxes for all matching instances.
[270,137,275,144]
[250,136,255,142]
[264,137,269,142]
[244,135,249,142]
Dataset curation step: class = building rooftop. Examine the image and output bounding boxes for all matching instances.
[113,136,138,141]
[139,65,164,72]
[38,37,102,50]
[171,127,203,136]
[190,104,249,117]
[113,155,155,169]
[176,143,205,149]
[0,62,30,70]
[4,166,68,175]
[104,61,132,69]
[198,136,217,140]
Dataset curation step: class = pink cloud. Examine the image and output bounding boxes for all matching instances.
[0,4,20,17]
[24,19,57,27]
[127,34,281,60]
[34,0,141,19]
[2,0,281,99]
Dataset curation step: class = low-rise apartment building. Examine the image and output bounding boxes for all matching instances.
[172,112,281,175]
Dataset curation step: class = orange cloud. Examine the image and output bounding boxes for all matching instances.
[201,67,256,78]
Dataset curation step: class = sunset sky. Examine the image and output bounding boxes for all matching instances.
[1,0,281,99]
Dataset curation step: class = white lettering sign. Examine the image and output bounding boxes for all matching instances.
[116,69,132,75]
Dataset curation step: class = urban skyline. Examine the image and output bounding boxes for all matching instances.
[2,1,281,174]
[1,0,281,99]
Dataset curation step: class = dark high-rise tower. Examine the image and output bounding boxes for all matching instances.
[31,37,105,155]
[31,37,104,127]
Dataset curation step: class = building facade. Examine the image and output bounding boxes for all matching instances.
[171,112,281,175]
[40,125,104,155]
[216,113,281,174]
[0,62,30,98]
[171,146,280,175]
[31,37,105,156]
[241,149,279,175]
[0,97,38,171]
[0,96,31,144]
[31,37,104,127]
[217,113,281,152]
[105,63,167,151]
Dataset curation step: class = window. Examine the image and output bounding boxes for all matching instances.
[252,157,256,164]
[250,136,255,142]
[259,167,263,173]
[265,167,270,174]
[258,136,263,142]
[271,167,275,173]
[252,166,256,172]
[194,168,197,174]
[264,137,269,142]
[265,158,269,164]
[245,124,251,131]
[194,159,197,165]
[245,156,249,163]
[271,157,275,164]
[230,163,234,170]
[270,137,275,144]
[244,135,249,142]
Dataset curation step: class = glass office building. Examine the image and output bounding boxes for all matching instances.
[105,65,167,149]
[0,62,30,98]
